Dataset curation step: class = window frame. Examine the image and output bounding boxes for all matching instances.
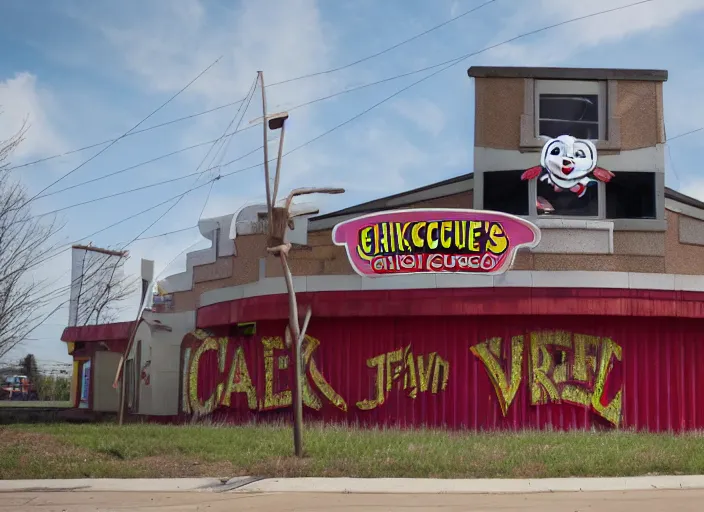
[520,78,622,151]
[479,168,665,229]
[534,80,606,142]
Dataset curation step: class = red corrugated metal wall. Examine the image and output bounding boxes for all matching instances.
[180,315,704,431]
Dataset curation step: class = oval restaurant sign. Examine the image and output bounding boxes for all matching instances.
[332,209,540,277]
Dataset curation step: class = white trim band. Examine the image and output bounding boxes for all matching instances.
[199,271,704,308]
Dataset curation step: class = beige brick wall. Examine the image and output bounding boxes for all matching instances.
[473,77,663,151]
[167,193,704,312]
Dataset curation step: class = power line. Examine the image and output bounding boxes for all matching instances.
[34,135,275,200]
[47,82,262,317]
[197,79,259,221]
[34,171,213,217]
[668,127,704,142]
[32,137,269,218]
[133,226,198,241]
[25,0,659,266]
[269,0,498,86]
[7,0,498,173]
[22,56,224,205]
[129,76,259,243]
[31,61,459,204]
[24,1,658,209]
[30,61,440,203]
[6,100,244,172]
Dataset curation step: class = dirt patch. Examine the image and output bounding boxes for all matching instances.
[249,456,315,477]
[129,455,240,478]
[512,461,549,478]
[0,429,240,479]
[0,430,94,461]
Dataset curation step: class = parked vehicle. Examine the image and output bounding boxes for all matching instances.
[1,375,38,401]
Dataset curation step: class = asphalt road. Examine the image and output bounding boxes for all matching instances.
[3,489,704,511]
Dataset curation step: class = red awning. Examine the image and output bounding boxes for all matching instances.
[61,321,136,342]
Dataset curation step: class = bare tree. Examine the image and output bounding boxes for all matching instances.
[0,122,67,360]
[70,246,139,326]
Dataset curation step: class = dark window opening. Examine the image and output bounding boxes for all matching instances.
[606,172,656,219]
[539,94,600,140]
[483,170,529,216]
[537,178,598,217]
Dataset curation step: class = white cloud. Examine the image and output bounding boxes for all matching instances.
[97,0,339,109]
[485,0,704,65]
[85,0,351,215]
[0,72,66,163]
[392,98,446,137]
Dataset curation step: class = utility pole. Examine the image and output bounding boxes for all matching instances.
[255,71,344,457]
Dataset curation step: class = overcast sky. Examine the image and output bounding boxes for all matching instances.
[1,0,703,367]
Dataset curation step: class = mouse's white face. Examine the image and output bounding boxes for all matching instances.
[540,135,598,183]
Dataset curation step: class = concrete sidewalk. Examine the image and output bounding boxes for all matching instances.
[5,489,704,511]
[1,475,703,494]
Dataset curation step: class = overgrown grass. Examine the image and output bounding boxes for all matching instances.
[0,401,71,408]
[2,422,704,479]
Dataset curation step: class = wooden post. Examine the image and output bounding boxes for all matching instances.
[257,91,345,456]
[271,120,286,206]
[258,71,273,220]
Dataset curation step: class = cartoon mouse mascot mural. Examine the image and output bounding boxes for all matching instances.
[521,135,614,212]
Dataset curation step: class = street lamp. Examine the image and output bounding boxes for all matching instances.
[255,71,344,458]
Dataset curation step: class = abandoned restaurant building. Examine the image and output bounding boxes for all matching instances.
[62,65,704,431]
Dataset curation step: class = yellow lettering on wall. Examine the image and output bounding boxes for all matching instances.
[432,355,450,394]
[403,346,418,399]
[262,336,291,410]
[301,335,348,412]
[529,331,570,405]
[221,345,257,410]
[298,337,322,410]
[417,353,436,393]
[549,331,572,387]
[385,348,404,392]
[572,334,599,383]
[188,330,219,415]
[470,336,524,416]
[591,338,623,426]
[561,334,600,408]
[357,354,386,410]
[357,346,449,410]
[181,347,192,414]
[215,337,227,404]
[473,331,624,426]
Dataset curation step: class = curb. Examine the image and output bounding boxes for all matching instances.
[0,478,224,493]
[232,476,704,494]
[1,476,703,494]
